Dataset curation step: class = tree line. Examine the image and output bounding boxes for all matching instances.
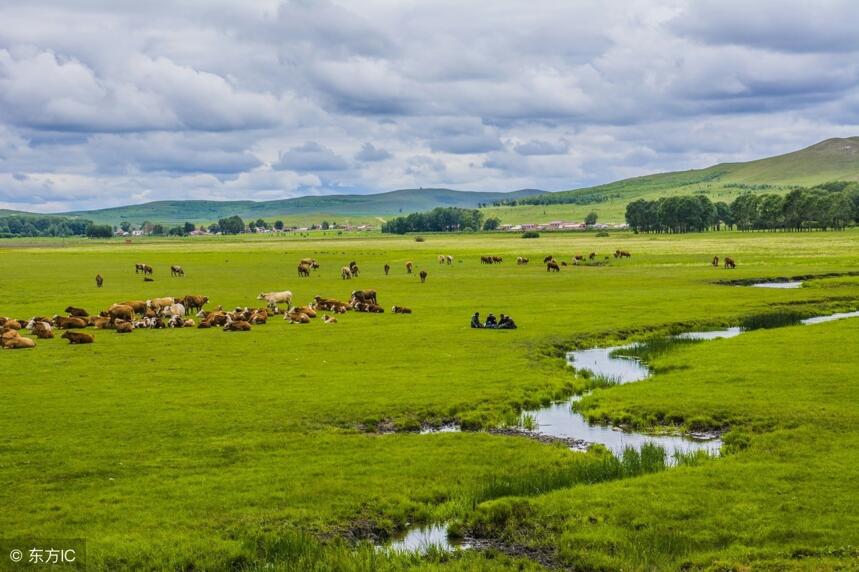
[625,182,859,233]
[381,207,488,234]
[0,215,94,238]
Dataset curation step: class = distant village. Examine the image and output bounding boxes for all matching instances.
[498,221,629,232]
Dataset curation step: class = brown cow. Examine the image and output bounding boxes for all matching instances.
[108,304,135,323]
[182,295,208,315]
[122,300,148,315]
[419,270,427,283]
[405,261,413,274]
[481,256,493,264]
[298,263,311,277]
[28,320,54,339]
[223,319,252,331]
[349,261,360,277]
[351,289,378,305]
[65,306,88,317]
[384,263,390,275]
[53,316,88,329]
[61,331,94,344]
[115,320,134,333]
[547,261,560,272]
[285,308,310,324]
[543,255,554,263]
[323,315,337,324]
[2,330,35,349]
[724,257,736,269]
[712,256,719,268]
[95,274,103,288]
[392,306,412,314]
[491,256,502,263]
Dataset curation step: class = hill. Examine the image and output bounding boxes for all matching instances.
[485,137,859,224]
[54,188,547,226]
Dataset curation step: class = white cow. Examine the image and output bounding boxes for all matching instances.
[161,303,186,318]
[257,290,293,310]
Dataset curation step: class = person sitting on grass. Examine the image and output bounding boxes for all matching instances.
[470,312,483,328]
[498,314,517,329]
[484,313,498,328]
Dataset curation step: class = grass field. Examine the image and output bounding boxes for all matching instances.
[2,230,859,570]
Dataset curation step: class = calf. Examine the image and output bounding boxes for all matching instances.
[170,265,185,277]
[115,320,134,333]
[392,306,412,314]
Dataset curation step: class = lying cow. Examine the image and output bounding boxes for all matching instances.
[2,329,35,349]
[392,306,412,314]
[61,331,94,344]
[65,306,88,317]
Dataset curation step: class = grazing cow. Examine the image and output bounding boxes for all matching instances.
[2,330,35,349]
[61,331,94,344]
[445,255,453,265]
[614,250,631,259]
[561,261,568,266]
[298,263,311,277]
[300,258,320,270]
[543,255,554,263]
[351,289,378,305]
[589,252,596,260]
[712,256,719,268]
[53,316,88,329]
[547,261,560,272]
[181,295,208,315]
[491,256,503,263]
[438,255,445,264]
[384,263,390,275]
[724,257,736,269]
[95,274,103,288]
[420,270,427,283]
[574,255,585,262]
[349,262,360,277]
[136,263,153,275]
[65,306,88,317]
[392,306,412,314]
[517,257,529,265]
[257,291,293,311]
[405,261,414,274]
[481,256,493,264]
[108,304,135,323]
[323,315,337,324]
[170,265,185,277]
[341,266,353,280]
[115,320,134,333]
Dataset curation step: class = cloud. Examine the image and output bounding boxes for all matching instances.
[1,0,859,210]
[355,142,391,162]
[273,141,349,171]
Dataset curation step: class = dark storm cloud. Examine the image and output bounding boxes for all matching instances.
[0,0,858,211]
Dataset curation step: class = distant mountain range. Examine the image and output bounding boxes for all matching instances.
[0,188,548,225]
[2,137,858,225]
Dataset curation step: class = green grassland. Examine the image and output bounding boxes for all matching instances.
[1,230,859,570]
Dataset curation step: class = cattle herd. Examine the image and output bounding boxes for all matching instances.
[2,249,738,350]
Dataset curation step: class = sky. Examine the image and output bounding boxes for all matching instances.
[1,0,859,212]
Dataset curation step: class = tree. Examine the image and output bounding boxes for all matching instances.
[482,216,501,231]
[585,211,598,226]
[321,221,330,230]
[274,220,284,230]
[183,222,196,233]
[218,215,245,235]
[86,224,113,238]
[120,221,131,233]
[151,224,165,236]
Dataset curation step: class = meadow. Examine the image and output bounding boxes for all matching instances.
[1,229,858,570]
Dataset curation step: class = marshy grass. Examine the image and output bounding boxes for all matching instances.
[471,443,669,504]
[610,336,702,362]
[740,310,805,330]
[520,412,538,431]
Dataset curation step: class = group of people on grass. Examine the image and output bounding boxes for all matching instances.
[470,312,517,329]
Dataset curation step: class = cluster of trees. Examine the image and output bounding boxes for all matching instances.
[0,215,93,238]
[492,191,611,207]
[381,207,485,234]
[626,183,859,233]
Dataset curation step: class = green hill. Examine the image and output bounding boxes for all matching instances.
[485,137,859,224]
[54,188,547,226]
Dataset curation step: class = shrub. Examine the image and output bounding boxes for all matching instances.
[596,230,610,237]
[414,236,425,242]
[521,231,540,238]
